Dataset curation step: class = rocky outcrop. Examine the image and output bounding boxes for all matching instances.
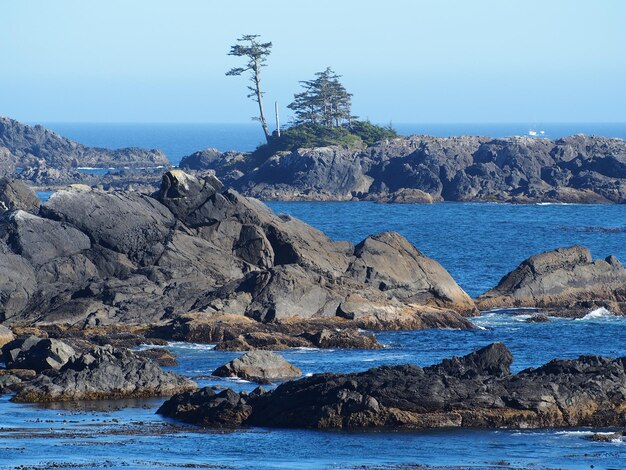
[159,343,626,429]
[0,117,169,170]
[0,178,40,214]
[213,351,301,383]
[182,134,626,203]
[13,345,196,402]
[0,170,476,329]
[149,314,385,351]
[476,246,626,316]
[2,336,75,372]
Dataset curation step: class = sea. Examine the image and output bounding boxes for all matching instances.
[3,123,626,469]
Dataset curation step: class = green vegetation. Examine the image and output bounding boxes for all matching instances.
[254,121,397,157]
[227,36,397,156]
[226,34,273,143]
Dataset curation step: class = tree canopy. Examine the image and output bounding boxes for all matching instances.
[288,68,354,128]
[226,34,273,143]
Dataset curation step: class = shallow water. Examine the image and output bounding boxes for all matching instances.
[2,312,626,469]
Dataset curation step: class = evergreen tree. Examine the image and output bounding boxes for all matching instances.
[226,34,273,143]
[288,68,354,128]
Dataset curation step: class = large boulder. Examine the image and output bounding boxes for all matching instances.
[2,336,75,372]
[213,350,302,383]
[0,178,40,214]
[13,345,196,402]
[476,246,626,315]
[159,343,626,429]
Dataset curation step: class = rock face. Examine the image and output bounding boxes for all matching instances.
[476,246,626,315]
[213,351,302,383]
[2,336,75,372]
[0,170,476,329]
[159,343,626,429]
[13,345,196,402]
[0,178,41,214]
[181,134,626,203]
[0,117,169,170]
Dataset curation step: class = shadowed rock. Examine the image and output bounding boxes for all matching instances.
[476,246,626,315]
[13,345,196,402]
[2,336,75,372]
[159,343,626,429]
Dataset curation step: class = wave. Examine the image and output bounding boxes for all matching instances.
[576,307,614,321]
[166,341,216,350]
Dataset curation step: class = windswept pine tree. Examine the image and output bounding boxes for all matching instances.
[288,68,355,128]
[226,34,273,143]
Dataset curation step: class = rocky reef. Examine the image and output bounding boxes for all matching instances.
[180,134,626,203]
[158,343,626,429]
[0,117,169,171]
[0,169,476,331]
[476,246,626,316]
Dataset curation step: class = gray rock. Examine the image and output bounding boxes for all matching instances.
[2,336,75,372]
[0,178,40,214]
[213,351,302,383]
[13,345,196,402]
[0,116,169,170]
[476,246,626,315]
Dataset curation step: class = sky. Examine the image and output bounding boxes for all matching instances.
[1,0,625,123]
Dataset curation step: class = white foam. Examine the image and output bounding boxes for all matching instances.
[576,307,613,321]
[167,341,216,350]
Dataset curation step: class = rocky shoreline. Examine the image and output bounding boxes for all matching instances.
[158,342,626,429]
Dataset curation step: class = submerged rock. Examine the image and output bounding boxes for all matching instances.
[476,246,626,315]
[213,351,301,383]
[159,343,626,430]
[13,345,196,402]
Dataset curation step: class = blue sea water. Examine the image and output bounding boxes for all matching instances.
[4,123,626,469]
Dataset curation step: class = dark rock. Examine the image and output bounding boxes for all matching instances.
[179,134,626,204]
[134,348,178,367]
[157,387,253,428]
[213,351,301,383]
[13,345,196,402]
[0,178,40,214]
[525,313,550,323]
[476,246,626,315]
[159,343,626,429]
[2,336,75,372]
[0,116,169,170]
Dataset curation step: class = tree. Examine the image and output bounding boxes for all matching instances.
[226,34,273,143]
[288,68,354,128]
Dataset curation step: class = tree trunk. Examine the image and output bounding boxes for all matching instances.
[254,59,271,143]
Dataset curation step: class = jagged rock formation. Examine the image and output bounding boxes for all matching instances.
[213,350,302,383]
[13,345,196,402]
[2,336,75,372]
[0,116,169,171]
[0,170,476,329]
[181,135,626,203]
[158,343,626,429]
[476,246,626,315]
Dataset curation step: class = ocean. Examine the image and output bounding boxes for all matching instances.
[4,123,626,469]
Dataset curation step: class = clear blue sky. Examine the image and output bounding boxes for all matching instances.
[2,0,625,123]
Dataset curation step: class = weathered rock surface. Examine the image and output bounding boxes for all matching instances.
[0,116,169,170]
[0,178,40,214]
[159,343,626,429]
[2,336,75,372]
[181,134,626,203]
[476,246,626,315]
[13,345,196,402]
[213,351,301,383]
[149,314,384,351]
[0,170,476,330]
[0,325,14,347]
